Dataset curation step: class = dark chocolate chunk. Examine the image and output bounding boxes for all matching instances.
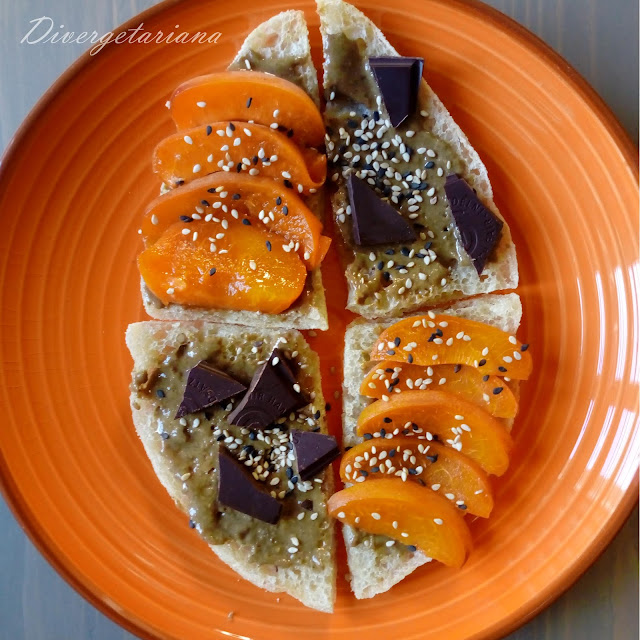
[176,361,246,418]
[347,174,417,246]
[369,57,424,128]
[228,349,307,429]
[291,429,340,482]
[217,448,281,524]
[444,174,504,273]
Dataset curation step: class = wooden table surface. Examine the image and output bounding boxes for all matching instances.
[0,0,637,638]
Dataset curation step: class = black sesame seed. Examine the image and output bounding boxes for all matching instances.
[426,454,438,463]
[249,432,257,441]
[282,205,289,215]
[382,272,391,281]
[364,433,373,440]
[188,519,196,528]
[301,499,313,510]
[498,366,508,372]
[401,247,410,257]
[425,161,435,169]
[201,199,210,207]
[156,389,165,398]
[388,449,396,458]
[180,215,193,222]
[266,241,272,251]
[493,387,504,395]
[232,193,241,200]
[408,468,418,475]
[236,163,242,172]
[521,343,529,351]
[482,374,489,382]
[412,424,420,431]
[385,367,394,373]
[377,261,384,270]
[454,364,461,373]
[385,249,395,255]
[314,410,321,420]
[207,187,217,193]
[291,475,299,484]
[209,267,216,276]
[383,417,392,423]
[387,350,396,356]
[435,328,443,337]
[246,97,252,108]
[458,504,468,510]
[161,432,170,440]
[407,545,417,552]
[408,354,414,364]
[242,219,251,226]
[379,429,386,438]
[284,179,293,189]
[206,125,212,136]
[276,196,282,205]
[360,470,369,477]
[286,467,293,479]
[478,359,487,367]
[393,337,401,347]
[216,434,225,442]
[370,466,380,473]
[312,426,321,433]
[176,179,185,186]
[252,155,259,165]
[402,429,410,435]
[229,122,236,131]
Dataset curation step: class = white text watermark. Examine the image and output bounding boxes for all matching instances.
[21,16,221,56]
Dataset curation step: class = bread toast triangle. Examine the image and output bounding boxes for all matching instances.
[317,0,519,319]
[140,10,329,330]
[126,319,336,612]
[340,293,523,598]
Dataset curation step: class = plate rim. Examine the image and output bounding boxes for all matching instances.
[0,0,637,639]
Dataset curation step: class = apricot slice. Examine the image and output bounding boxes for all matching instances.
[371,314,532,380]
[328,479,472,567]
[138,220,306,313]
[140,173,330,269]
[340,437,494,518]
[153,121,326,193]
[360,361,518,419]
[356,390,513,476]
[169,71,325,147]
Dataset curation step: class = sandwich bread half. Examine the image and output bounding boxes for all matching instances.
[141,10,329,330]
[341,292,522,598]
[126,320,336,612]
[318,0,518,319]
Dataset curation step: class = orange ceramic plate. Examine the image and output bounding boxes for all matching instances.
[0,1,637,640]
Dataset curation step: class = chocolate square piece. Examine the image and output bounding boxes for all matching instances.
[291,429,340,481]
[176,361,246,418]
[347,174,417,246]
[228,349,307,429]
[444,174,504,273]
[217,448,282,524]
[369,57,424,127]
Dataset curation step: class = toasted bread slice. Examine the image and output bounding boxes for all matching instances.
[341,293,522,598]
[141,11,329,330]
[126,321,336,612]
[317,0,518,319]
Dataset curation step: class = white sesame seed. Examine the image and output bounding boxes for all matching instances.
[183,135,193,144]
[385,540,396,547]
[293,384,301,393]
[509,336,517,345]
[249,260,257,271]
[503,355,513,363]
[166,287,174,295]
[434,518,443,525]
[192,164,201,173]
[371,512,381,520]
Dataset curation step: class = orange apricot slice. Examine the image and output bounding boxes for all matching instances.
[360,361,518,418]
[328,479,472,567]
[371,314,532,380]
[138,220,306,313]
[340,437,494,518]
[153,121,326,193]
[356,390,513,476]
[140,173,330,269]
[169,71,325,147]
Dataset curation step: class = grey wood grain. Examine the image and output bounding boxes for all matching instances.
[0,1,637,639]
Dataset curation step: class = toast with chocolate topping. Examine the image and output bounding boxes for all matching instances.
[317,0,518,319]
[140,11,330,330]
[126,321,337,612]
[340,293,523,598]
